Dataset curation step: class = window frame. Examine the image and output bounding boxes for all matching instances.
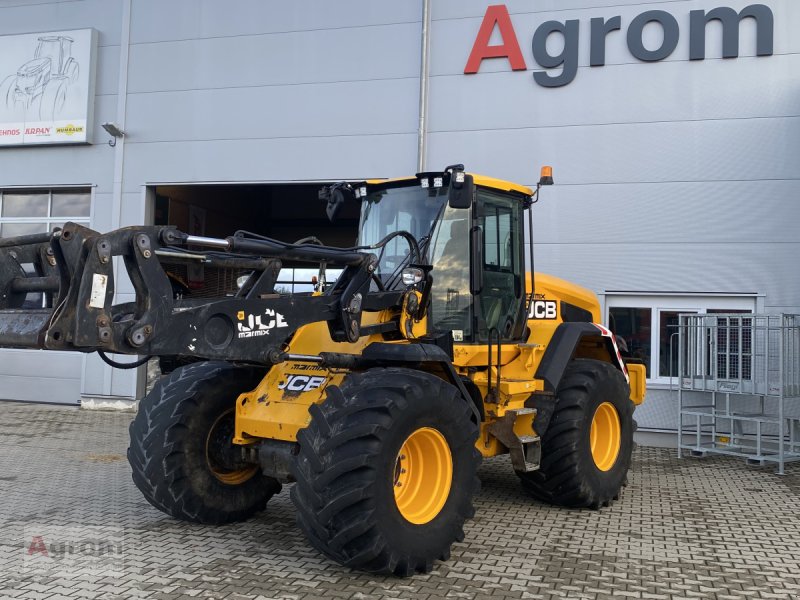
[473,187,526,342]
[605,294,757,386]
[0,187,93,309]
[0,188,93,238]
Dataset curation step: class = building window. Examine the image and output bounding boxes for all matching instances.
[0,189,91,238]
[0,189,91,308]
[606,295,755,384]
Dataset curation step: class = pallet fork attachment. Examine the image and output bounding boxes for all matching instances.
[0,222,403,362]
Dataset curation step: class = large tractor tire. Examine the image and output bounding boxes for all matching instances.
[520,358,634,509]
[291,368,481,576]
[128,361,281,524]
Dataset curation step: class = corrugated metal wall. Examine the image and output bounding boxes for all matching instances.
[0,0,797,419]
[426,0,799,310]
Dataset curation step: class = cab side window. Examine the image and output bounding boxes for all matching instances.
[429,208,473,339]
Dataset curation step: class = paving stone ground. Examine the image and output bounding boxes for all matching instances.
[0,401,798,600]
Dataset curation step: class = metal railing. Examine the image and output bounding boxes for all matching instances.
[677,314,800,474]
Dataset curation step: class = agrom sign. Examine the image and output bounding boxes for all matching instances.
[0,29,97,146]
[464,4,774,87]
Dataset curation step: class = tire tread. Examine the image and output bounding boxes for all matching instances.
[127,361,280,524]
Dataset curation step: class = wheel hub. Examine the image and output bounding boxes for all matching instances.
[590,402,621,471]
[393,427,453,525]
[206,408,259,485]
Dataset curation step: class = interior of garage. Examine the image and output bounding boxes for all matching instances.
[153,183,359,246]
[151,183,360,295]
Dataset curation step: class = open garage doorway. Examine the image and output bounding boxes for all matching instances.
[151,182,359,293]
[145,182,359,384]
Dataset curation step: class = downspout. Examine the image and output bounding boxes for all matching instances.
[111,0,132,234]
[417,0,432,173]
[97,0,132,399]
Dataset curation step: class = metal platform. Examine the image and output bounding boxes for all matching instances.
[677,313,800,474]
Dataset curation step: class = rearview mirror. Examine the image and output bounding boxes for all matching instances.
[448,172,474,209]
[319,183,355,222]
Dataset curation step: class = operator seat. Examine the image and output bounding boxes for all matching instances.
[483,296,504,332]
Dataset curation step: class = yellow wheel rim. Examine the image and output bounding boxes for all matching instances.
[393,427,453,525]
[210,464,259,485]
[206,409,259,486]
[590,402,621,471]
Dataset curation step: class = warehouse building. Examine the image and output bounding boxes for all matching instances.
[0,0,797,439]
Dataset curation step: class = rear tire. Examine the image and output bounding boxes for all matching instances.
[291,368,481,576]
[520,358,633,508]
[128,361,281,524]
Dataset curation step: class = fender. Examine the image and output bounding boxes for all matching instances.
[357,342,482,424]
[534,322,628,392]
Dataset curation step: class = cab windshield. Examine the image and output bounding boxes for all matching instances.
[358,183,474,337]
[358,184,448,284]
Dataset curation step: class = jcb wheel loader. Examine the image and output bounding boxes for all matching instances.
[0,165,645,576]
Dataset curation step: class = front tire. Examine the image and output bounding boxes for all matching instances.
[291,368,481,576]
[128,361,281,524]
[520,358,634,508]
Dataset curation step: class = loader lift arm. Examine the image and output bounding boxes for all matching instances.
[0,222,410,363]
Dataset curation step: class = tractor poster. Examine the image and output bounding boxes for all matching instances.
[0,29,96,146]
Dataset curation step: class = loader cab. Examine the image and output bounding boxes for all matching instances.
[356,171,530,344]
[427,181,527,343]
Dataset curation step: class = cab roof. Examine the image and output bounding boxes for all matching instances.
[471,174,532,196]
[365,173,532,198]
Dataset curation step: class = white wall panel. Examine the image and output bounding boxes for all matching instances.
[125,79,420,143]
[531,243,800,307]
[130,0,421,44]
[91,191,115,233]
[433,0,702,21]
[429,53,800,132]
[531,180,800,244]
[94,43,120,97]
[0,0,123,45]
[122,134,419,192]
[127,23,422,94]
[0,350,82,404]
[426,117,800,185]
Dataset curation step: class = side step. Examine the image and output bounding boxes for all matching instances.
[487,407,541,473]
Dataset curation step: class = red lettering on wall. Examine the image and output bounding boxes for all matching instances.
[464,4,527,74]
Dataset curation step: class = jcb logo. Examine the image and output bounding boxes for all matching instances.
[237,308,289,339]
[278,375,326,393]
[528,300,557,320]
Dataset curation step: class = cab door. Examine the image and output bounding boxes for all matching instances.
[474,189,526,341]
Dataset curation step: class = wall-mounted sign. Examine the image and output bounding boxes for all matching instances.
[0,28,97,146]
[465,4,774,87]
